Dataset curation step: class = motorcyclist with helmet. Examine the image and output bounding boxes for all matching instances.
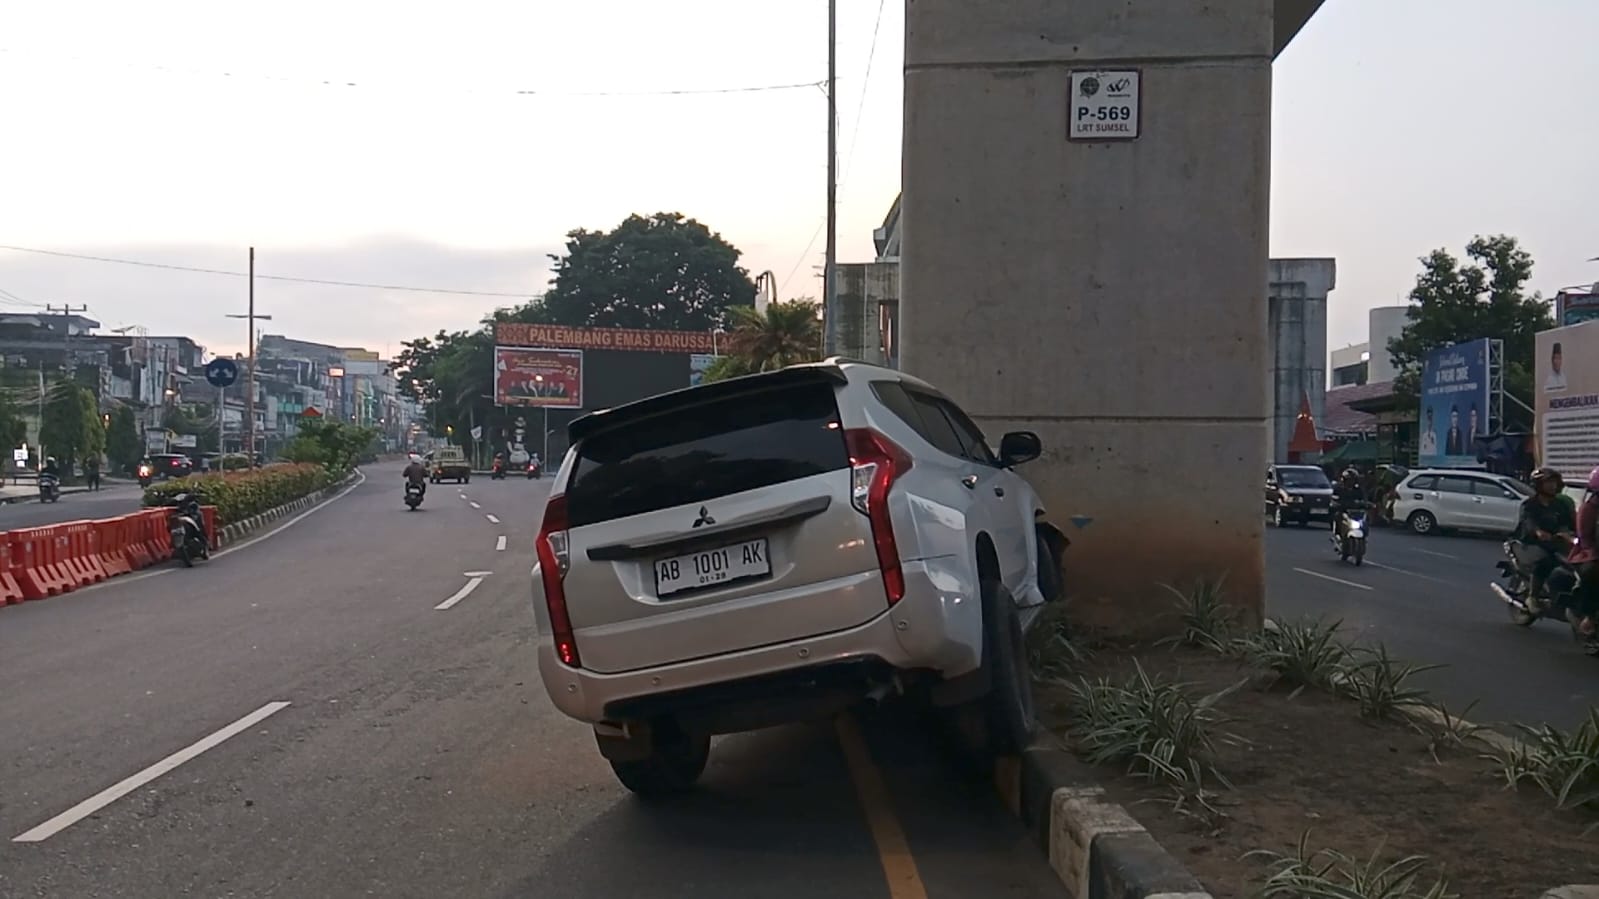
[1332,467,1365,538]
[403,454,428,499]
[1515,468,1576,610]
[1566,467,1599,634]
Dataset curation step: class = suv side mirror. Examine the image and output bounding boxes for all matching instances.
[998,431,1042,466]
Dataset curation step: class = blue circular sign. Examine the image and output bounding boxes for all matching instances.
[204,357,240,388]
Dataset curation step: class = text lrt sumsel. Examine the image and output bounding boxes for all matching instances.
[655,538,770,598]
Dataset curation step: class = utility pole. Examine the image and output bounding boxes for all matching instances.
[225,248,271,468]
[822,0,839,357]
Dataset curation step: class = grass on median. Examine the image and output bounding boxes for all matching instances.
[1034,580,1599,893]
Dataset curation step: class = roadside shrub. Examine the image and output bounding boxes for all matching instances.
[1337,643,1440,720]
[1499,709,1599,813]
[1066,661,1245,819]
[1027,601,1088,680]
[1233,619,1351,693]
[142,462,336,525]
[1159,578,1238,653]
[1249,832,1456,898]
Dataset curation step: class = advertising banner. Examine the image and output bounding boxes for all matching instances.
[1417,339,1490,468]
[495,322,717,354]
[1535,321,1599,476]
[1556,289,1599,327]
[494,347,583,409]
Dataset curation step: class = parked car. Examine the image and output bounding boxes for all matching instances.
[1265,464,1335,527]
[1391,468,1531,535]
[531,360,1069,796]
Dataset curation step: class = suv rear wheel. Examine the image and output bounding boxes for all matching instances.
[605,725,711,798]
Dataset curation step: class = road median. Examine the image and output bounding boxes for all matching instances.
[988,588,1599,897]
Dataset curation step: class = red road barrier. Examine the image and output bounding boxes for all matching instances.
[140,509,169,564]
[96,516,135,577]
[11,527,75,599]
[201,506,218,549]
[59,521,109,587]
[0,540,24,605]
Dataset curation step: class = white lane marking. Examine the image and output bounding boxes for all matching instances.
[470,501,481,509]
[1292,567,1373,591]
[67,470,368,595]
[13,701,292,843]
[1414,548,1458,560]
[435,577,485,610]
[1364,560,1451,584]
[463,570,493,577]
[485,513,500,524]
[496,535,507,551]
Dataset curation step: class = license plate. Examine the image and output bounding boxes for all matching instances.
[655,539,770,597]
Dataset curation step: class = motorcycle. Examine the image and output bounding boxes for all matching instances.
[1490,539,1597,656]
[490,458,506,480]
[526,459,541,479]
[1330,505,1368,565]
[37,473,60,503]
[167,492,210,567]
[405,481,425,510]
[137,463,153,488]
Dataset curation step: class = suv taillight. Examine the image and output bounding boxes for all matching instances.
[536,493,580,667]
[845,428,912,605]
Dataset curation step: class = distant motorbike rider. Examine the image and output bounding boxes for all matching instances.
[41,456,60,478]
[1332,468,1364,536]
[1515,468,1576,609]
[403,457,428,497]
[1566,468,1599,634]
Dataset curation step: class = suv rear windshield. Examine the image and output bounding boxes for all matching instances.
[566,382,848,527]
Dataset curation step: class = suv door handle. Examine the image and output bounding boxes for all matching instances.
[960,475,978,489]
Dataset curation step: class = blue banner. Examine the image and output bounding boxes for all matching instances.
[1418,339,1490,468]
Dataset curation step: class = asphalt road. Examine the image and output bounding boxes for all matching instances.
[0,483,146,530]
[1267,520,1597,731]
[0,463,1062,899]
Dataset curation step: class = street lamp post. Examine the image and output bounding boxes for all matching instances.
[534,374,550,462]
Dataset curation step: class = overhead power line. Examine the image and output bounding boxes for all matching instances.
[0,245,535,298]
[0,48,825,98]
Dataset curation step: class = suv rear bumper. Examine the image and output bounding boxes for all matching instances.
[536,557,981,725]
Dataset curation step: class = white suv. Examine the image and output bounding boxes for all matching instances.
[531,360,1068,796]
[1392,468,1531,535]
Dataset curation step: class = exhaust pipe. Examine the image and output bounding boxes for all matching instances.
[1490,582,1529,612]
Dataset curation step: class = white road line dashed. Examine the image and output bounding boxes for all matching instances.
[435,574,490,610]
[1413,548,1458,560]
[470,501,481,509]
[485,514,500,524]
[1292,567,1373,591]
[1364,560,1451,584]
[13,701,293,842]
[496,535,507,551]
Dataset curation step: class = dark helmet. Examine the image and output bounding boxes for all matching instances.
[1531,468,1564,490]
[1341,467,1360,483]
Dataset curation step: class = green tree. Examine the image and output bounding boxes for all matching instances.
[283,418,378,472]
[39,382,100,471]
[0,390,28,451]
[1387,235,1553,430]
[106,406,142,473]
[539,212,757,330]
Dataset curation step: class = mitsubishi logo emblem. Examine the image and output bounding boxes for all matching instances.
[692,506,715,528]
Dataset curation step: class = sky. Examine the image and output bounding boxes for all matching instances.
[0,0,1594,361]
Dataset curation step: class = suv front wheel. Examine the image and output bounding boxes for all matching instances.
[954,579,1037,756]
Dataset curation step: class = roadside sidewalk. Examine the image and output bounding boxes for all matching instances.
[0,478,134,505]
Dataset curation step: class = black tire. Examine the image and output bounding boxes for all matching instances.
[178,542,193,568]
[609,730,711,798]
[1034,528,1064,603]
[1407,510,1437,535]
[979,578,1036,755]
[1270,505,1284,528]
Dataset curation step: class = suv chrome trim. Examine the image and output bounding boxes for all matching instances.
[584,495,833,562]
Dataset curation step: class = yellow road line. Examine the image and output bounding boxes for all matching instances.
[836,715,929,899]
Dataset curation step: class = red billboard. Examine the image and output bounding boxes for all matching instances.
[494,347,583,408]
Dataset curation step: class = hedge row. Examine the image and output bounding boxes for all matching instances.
[142,463,340,525]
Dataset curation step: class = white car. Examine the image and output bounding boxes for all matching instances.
[1391,468,1531,535]
[531,360,1069,796]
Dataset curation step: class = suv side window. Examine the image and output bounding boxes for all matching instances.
[1407,475,1437,491]
[1472,479,1517,500]
[871,381,968,458]
[1434,476,1474,494]
[929,397,998,465]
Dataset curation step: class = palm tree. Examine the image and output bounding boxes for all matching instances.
[722,301,823,373]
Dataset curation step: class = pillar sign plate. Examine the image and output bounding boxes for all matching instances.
[1068,70,1141,141]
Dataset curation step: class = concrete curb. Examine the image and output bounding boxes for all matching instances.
[993,744,1211,898]
[212,472,359,549]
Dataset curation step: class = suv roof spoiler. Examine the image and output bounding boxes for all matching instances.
[568,363,849,444]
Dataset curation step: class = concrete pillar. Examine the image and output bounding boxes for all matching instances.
[1267,259,1335,464]
[901,0,1311,634]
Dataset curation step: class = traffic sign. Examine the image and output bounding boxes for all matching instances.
[204,358,240,388]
